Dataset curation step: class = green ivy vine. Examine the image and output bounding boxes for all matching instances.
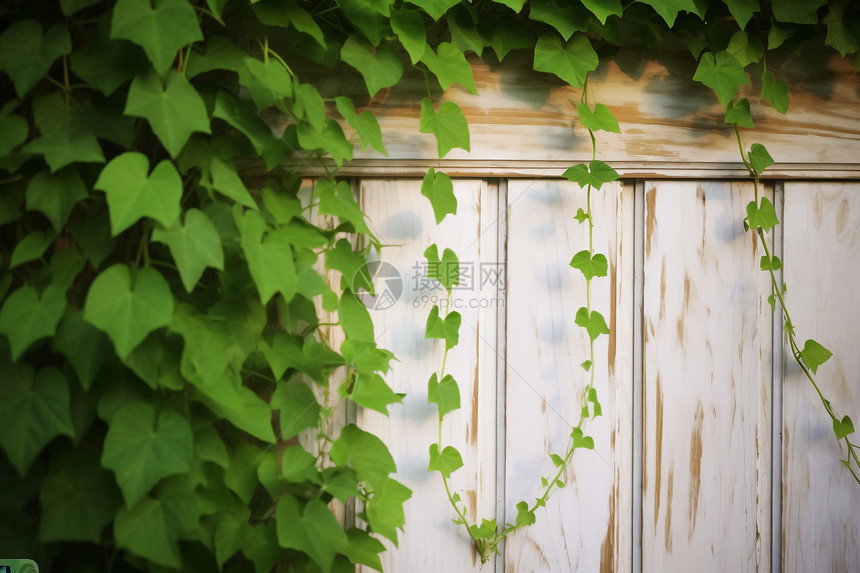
[0,0,859,571]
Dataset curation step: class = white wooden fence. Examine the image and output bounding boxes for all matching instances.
[339,177,860,573]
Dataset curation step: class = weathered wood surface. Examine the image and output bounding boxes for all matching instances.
[502,179,633,572]
[782,182,860,573]
[641,181,773,572]
[288,50,860,178]
[356,178,502,571]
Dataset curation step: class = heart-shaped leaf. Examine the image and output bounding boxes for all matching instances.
[428,372,460,417]
[419,98,470,158]
[341,34,403,97]
[725,98,754,128]
[562,160,620,189]
[533,33,598,88]
[748,143,774,175]
[427,443,463,477]
[570,426,595,449]
[745,197,779,232]
[761,70,789,114]
[390,6,426,63]
[420,42,476,94]
[0,20,71,97]
[25,167,88,231]
[152,208,224,293]
[335,96,387,155]
[424,244,460,292]
[693,50,750,107]
[569,250,608,280]
[425,305,461,350]
[577,102,620,133]
[276,496,349,573]
[0,285,67,361]
[834,415,855,440]
[421,167,457,224]
[574,307,609,341]
[799,338,832,374]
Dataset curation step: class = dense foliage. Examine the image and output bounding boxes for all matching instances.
[0,0,858,571]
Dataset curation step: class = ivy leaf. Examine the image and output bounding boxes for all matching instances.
[725,98,754,128]
[293,82,325,131]
[424,244,460,291]
[0,364,74,476]
[390,7,426,63]
[574,307,610,341]
[185,35,247,79]
[748,143,775,176]
[421,167,457,224]
[0,20,71,97]
[569,250,608,280]
[95,152,182,235]
[587,387,602,417]
[533,34,598,88]
[448,9,485,55]
[486,19,534,61]
[152,208,224,293]
[70,214,117,268]
[529,0,589,40]
[419,98,470,158]
[324,239,372,293]
[39,452,122,542]
[824,0,859,57]
[799,339,832,374]
[515,501,535,526]
[571,426,595,449]
[772,0,826,25]
[0,102,28,158]
[212,91,288,170]
[101,401,193,507]
[581,0,623,24]
[349,373,404,415]
[71,27,147,96]
[204,157,258,210]
[425,305,461,350]
[25,167,88,231]
[427,372,461,417]
[406,0,460,20]
[237,210,297,304]
[833,415,855,440]
[317,180,375,241]
[726,31,763,67]
[745,198,779,232]
[297,118,354,166]
[330,424,396,490]
[0,285,66,361]
[760,254,782,271]
[124,69,211,158]
[53,311,111,391]
[340,290,375,343]
[10,229,56,268]
[343,528,385,572]
[83,264,174,359]
[60,0,101,16]
[761,70,789,114]
[110,0,203,76]
[277,496,349,573]
[768,21,794,50]
[638,0,700,27]
[562,160,620,189]
[22,94,106,172]
[421,42,477,94]
[364,477,411,545]
[574,208,589,224]
[693,51,750,108]
[427,443,463,477]
[341,35,404,97]
[723,0,759,29]
[578,102,620,133]
[271,379,321,439]
[335,97,387,155]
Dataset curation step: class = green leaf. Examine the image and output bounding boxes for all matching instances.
[638,0,700,26]
[574,208,589,224]
[84,264,174,359]
[421,168,457,224]
[581,0,623,23]
[427,443,463,477]
[425,305,461,350]
[515,500,535,526]
[390,7,426,63]
[834,415,855,440]
[424,244,460,291]
[271,379,321,439]
[486,19,534,61]
[799,339,832,374]
[364,477,411,545]
[562,160,620,189]
[70,214,117,268]
[294,81,326,131]
[341,35,404,97]
[768,21,794,50]
[95,152,182,235]
[212,93,288,170]
[421,42,477,94]
[448,9,485,55]
[101,401,193,507]
[277,496,349,573]
[824,0,859,57]
[316,179,373,237]
[0,102,28,158]
[60,0,102,16]
[192,418,229,468]
[25,167,88,231]
[349,373,404,414]
[569,250,608,280]
[492,0,526,12]
[571,426,595,449]
[574,307,610,341]
[152,208,224,293]
[406,0,459,20]
[760,254,782,271]
[0,20,71,97]
[578,102,620,133]
[325,239,374,293]
[340,289,376,343]
[10,229,56,268]
[124,69,211,158]
[722,0,759,29]
[748,143,775,176]
[772,0,826,25]
[428,373,461,417]
[0,364,74,475]
[529,0,589,40]
[185,35,247,79]
[110,0,203,76]
[761,70,789,114]
[54,311,111,391]
[587,387,602,417]
[533,34,598,88]
[22,102,106,173]
[343,528,385,572]
[71,27,147,96]
[205,157,258,210]
[692,51,750,108]
[0,285,66,361]
[297,117,354,166]
[725,98,754,128]
[726,31,763,67]
[39,452,122,542]
[280,444,318,483]
[745,198,778,232]
[237,209,297,304]
[330,424,396,490]
[335,97,387,155]
[419,98,471,158]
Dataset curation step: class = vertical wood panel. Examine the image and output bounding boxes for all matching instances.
[357,178,501,571]
[641,181,772,572]
[503,180,634,572]
[782,183,860,573]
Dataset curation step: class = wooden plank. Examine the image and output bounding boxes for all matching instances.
[503,179,634,572]
[356,178,501,571]
[641,181,773,572]
[781,183,860,573]
[280,50,860,176]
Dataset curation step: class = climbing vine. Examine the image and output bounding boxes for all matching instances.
[0,0,859,571]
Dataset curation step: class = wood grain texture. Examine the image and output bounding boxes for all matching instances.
[503,179,633,572]
[281,50,860,177]
[641,181,773,572]
[782,183,860,573]
[357,178,501,571]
